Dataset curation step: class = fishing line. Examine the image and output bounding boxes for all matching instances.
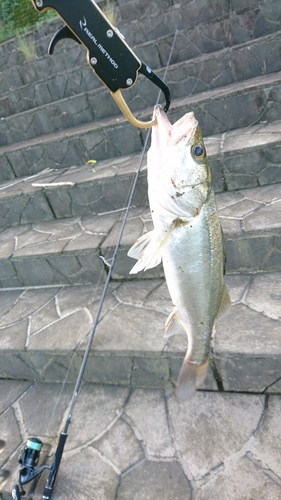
[63,28,179,426]
[11,30,179,500]
[170,29,204,100]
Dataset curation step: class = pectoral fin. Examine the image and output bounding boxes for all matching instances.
[128,231,162,274]
[160,192,200,219]
[128,224,176,274]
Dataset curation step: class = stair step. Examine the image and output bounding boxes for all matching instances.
[0,117,280,195]
[1,66,281,148]
[0,73,281,180]
[1,29,281,118]
[1,0,280,82]
[167,71,281,136]
[0,183,280,288]
[0,154,147,229]
[0,114,145,180]
[0,271,279,395]
[119,0,281,49]
[0,119,279,228]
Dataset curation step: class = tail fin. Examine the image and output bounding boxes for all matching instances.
[175,358,209,400]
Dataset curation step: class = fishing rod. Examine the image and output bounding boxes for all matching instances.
[11,143,150,500]
[11,133,153,500]
[11,14,177,500]
[11,126,151,500]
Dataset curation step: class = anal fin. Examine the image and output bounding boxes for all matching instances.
[217,284,231,318]
[164,309,186,338]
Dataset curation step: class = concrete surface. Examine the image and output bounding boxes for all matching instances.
[0,272,280,394]
[1,383,281,499]
[0,1,280,498]
[0,181,280,287]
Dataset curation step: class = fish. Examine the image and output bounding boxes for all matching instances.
[128,105,231,399]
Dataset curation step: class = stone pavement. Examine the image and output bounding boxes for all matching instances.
[0,1,281,497]
[0,271,280,394]
[1,381,281,499]
[0,245,279,500]
[0,180,280,288]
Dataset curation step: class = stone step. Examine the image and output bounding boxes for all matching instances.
[0,0,279,81]
[0,271,280,396]
[1,29,281,119]
[0,120,280,226]
[0,18,61,73]
[0,113,145,181]
[0,69,280,154]
[157,70,281,138]
[0,183,280,288]
[119,0,281,50]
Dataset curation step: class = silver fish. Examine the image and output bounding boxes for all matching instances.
[128,105,231,399]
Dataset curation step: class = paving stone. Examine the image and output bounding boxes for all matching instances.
[91,303,166,352]
[118,461,192,500]
[0,380,31,414]
[195,454,281,500]
[83,353,132,387]
[39,448,120,500]
[216,355,281,393]
[0,177,280,285]
[93,417,145,473]
[1,76,281,180]
[3,384,281,500]
[245,273,281,319]
[0,2,281,497]
[0,180,281,287]
[124,388,175,458]
[250,395,281,479]
[266,378,281,394]
[28,309,93,351]
[167,391,265,480]
[0,409,22,466]
[0,271,279,394]
[0,352,40,381]
[19,382,74,438]
[3,30,281,121]
[214,271,281,392]
[0,0,280,74]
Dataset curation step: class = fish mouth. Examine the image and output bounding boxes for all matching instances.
[153,105,198,145]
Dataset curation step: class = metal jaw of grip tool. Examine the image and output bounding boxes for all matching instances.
[31,0,171,128]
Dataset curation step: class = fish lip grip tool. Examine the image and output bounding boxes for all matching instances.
[31,0,171,128]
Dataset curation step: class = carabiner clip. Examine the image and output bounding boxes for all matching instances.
[110,62,171,128]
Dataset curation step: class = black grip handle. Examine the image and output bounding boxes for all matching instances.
[42,433,67,500]
[31,0,141,92]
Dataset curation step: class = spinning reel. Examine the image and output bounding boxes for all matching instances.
[12,433,67,500]
[0,439,9,483]
[12,438,49,500]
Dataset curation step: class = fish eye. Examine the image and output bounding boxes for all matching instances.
[192,144,206,160]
